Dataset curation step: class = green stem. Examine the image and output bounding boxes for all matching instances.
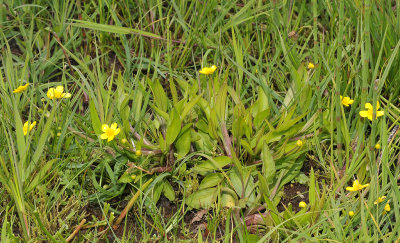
[335,0,345,168]
[113,178,153,229]
[33,210,57,242]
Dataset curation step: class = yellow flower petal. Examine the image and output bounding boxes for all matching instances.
[56,86,64,93]
[111,123,118,129]
[101,124,109,132]
[359,110,369,118]
[296,140,303,147]
[47,88,55,99]
[365,103,373,110]
[346,180,369,192]
[46,86,71,99]
[29,121,37,130]
[107,136,114,142]
[23,121,36,136]
[100,133,108,140]
[341,96,353,107]
[299,201,307,208]
[199,65,217,75]
[13,83,30,93]
[374,196,386,204]
[377,110,384,117]
[114,128,121,135]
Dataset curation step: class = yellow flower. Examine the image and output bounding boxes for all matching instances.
[121,138,128,144]
[359,101,384,121]
[346,180,369,192]
[299,201,307,208]
[100,123,120,142]
[47,86,72,99]
[296,140,303,147]
[23,121,37,135]
[136,150,142,156]
[199,65,217,75]
[13,83,30,93]
[375,143,381,150]
[308,62,315,69]
[348,211,355,217]
[384,203,390,212]
[374,196,386,205]
[340,96,354,107]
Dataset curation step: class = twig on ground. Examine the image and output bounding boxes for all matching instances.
[66,219,87,242]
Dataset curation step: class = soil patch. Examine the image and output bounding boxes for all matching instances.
[278,183,309,213]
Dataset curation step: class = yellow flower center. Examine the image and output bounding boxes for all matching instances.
[106,129,115,137]
[367,109,374,117]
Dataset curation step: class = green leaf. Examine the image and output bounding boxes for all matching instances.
[72,20,162,39]
[221,191,236,208]
[230,169,257,206]
[264,196,282,225]
[159,134,167,152]
[25,159,57,193]
[175,126,191,159]
[13,102,25,163]
[309,168,316,207]
[186,187,218,209]
[181,94,202,120]
[199,173,224,189]
[278,156,304,191]
[150,104,169,120]
[252,86,269,118]
[295,173,309,185]
[118,172,134,184]
[25,105,57,178]
[257,171,270,198]
[276,110,308,133]
[90,99,102,135]
[240,139,254,155]
[262,143,276,183]
[162,181,175,201]
[152,181,164,204]
[193,156,231,174]
[245,234,260,243]
[148,79,168,112]
[166,108,181,145]
[215,82,228,121]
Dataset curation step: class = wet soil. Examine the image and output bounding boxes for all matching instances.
[278,183,309,213]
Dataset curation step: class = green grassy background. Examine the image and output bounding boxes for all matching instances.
[1,0,400,242]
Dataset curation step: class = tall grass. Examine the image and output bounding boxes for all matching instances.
[0,0,400,242]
